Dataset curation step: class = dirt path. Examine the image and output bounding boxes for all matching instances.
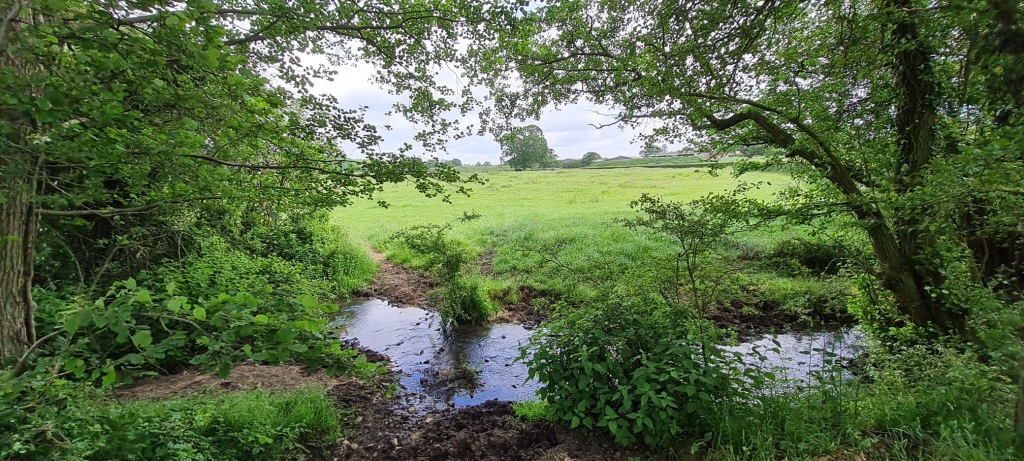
[363,250,437,308]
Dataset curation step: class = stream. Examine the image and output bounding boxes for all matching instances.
[337,299,864,412]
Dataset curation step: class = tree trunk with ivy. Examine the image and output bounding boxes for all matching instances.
[0,169,38,360]
[0,2,37,360]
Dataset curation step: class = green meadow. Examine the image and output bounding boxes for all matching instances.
[334,166,787,243]
[334,166,856,325]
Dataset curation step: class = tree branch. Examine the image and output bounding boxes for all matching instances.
[38,196,220,217]
[180,153,367,177]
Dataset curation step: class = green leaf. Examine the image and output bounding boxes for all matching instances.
[102,367,117,387]
[193,306,207,320]
[253,314,269,324]
[135,290,152,303]
[297,294,318,310]
[165,15,179,26]
[131,330,153,349]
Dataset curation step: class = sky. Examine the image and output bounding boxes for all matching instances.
[310,59,670,165]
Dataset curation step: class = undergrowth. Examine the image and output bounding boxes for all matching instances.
[2,386,343,461]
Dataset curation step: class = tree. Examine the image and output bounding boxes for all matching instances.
[0,0,507,359]
[477,0,1024,338]
[639,143,666,158]
[498,124,558,170]
[582,152,601,166]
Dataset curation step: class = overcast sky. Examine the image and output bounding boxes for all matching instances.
[311,59,674,165]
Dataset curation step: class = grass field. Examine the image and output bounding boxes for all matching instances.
[334,166,788,244]
[333,166,857,325]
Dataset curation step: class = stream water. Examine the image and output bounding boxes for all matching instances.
[337,299,864,412]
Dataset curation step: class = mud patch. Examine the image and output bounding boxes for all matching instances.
[333,399,646,461]
[479,250,496,277]
[491,286,550,328]
[365,250,437,308]
[707,302,803,340]
[115,363,343,400]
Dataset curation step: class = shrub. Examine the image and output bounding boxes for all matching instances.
[33,278,383,380]
[1,384,342,461]
[390,213,491,325]
[763,235,870,276]
[757,276,852,322]
[151,212,374,301]
[522,295,738,448]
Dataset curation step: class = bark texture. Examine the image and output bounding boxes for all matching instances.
[0,179,36,360]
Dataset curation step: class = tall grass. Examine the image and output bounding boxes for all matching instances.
[39,388,344,461]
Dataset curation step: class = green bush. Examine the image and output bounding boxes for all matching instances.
[152,212,374,301]
[756,276,852,322]
[854,345,1015,456]
[390,213,492,325]
[1,384,342,461]
[33,278,383,380]
[762,235,870,277]
[429,276,494,324]
[523,295,738,448]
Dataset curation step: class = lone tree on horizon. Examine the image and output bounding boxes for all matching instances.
[499,125,558,170]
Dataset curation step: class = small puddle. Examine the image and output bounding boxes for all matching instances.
[337,299,864,411]
[337,299,541,411]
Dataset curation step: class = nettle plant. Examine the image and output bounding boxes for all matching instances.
[14,279,382,383]
[522,293,740,448]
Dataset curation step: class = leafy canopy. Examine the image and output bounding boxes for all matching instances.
[499,124,558,170]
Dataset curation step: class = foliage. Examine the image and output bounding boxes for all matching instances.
[522,294,738,448]
[581,152,601,166]
[390,213,493,325]
[0,0,498,359]
[623,189,763,317]
[151,212,374,301]
[476,0,1024,338]
[638,143,667,157]
[498,125,558,170]
[28,278,384,381]
[0,383,342,461]
[511,399,554,422]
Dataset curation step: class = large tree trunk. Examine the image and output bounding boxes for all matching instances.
[0,176,37,360]
[0,1,41,361]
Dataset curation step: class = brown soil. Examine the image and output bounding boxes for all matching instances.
[491,286,549,328]
[707,302,803,340]
[364,250,437,308]
[478,250,496,276]
[115,363,345,399]
[331,397,647,461]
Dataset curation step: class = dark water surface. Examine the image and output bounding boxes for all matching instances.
[337,299,863,411]
[336,299,541,411]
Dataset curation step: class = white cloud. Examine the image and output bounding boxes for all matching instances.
[307,58,683,165]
